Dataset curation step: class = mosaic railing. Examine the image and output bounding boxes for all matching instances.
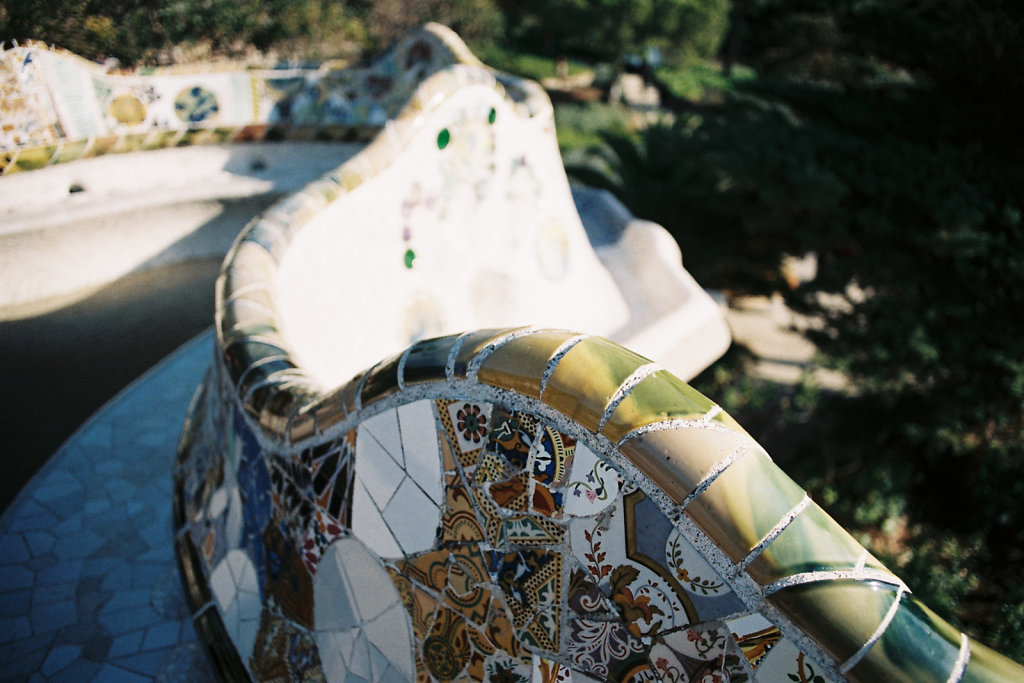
[82,22,1014,683]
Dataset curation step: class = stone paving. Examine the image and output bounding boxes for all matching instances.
[0,332,216,682]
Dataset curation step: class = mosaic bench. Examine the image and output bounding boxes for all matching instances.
[1,28,727,381]
[164,25,1022,683]
[4,20,1018,683]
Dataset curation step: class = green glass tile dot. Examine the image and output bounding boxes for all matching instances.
[476,330,579,398]
[404,248,416,269]
[617,424,753,504]
[746,502,884,584]
[768,579,900,664]
[437,128,450,149]
[847,596,963,682]
[601,369,716,443]
[542,336,650,433]
[687,446,807,562]
[488,107,497,124]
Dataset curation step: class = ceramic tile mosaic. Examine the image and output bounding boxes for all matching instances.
[175,323,1024,682]
[0,24,475,174]
[133,21,1024,683]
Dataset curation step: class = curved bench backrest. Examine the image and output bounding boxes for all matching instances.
[272,63,630,387]
[0,24,474,174]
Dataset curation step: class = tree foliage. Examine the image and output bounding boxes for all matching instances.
[573,0,1024,660]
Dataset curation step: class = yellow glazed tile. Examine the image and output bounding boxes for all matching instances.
[601,369,717,443]
[746,502,887,584]
[687,447,806,561]
[768,579,900,664]
[617,425,754,504]
[477,330,579,398]
[451,328,527,379]
[402,334,462,386]
[847,596,961,682]
[541,336,650,433]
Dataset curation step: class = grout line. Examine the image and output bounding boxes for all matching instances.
[678,442,752,510]
[735,494,811,573]
[947,633,970,683]
[538,334,587,398]
[840,585,907,674]
[596,363,660,433]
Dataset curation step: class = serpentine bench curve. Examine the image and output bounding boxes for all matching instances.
[163,25,1023,683]
[6,20,1015,683]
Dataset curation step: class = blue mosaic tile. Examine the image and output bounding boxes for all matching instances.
[36,558,84,586]
[142,621,181,651]
[48,658,101,683]
[0,564,35,591]
[108,630,145,659]
[31,599,77,631]
[41,644,82,676]
[24,531,55,557]
[0,533,29,563]
[53,529,106,560]
[90,663,152,683]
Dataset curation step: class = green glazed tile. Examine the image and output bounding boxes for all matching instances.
[223,339,290,385]
[239,358,295,399]
[601,369,716,443]
[311,391,347,435]
[710,409,749,436]
[617,425,754,504]
[218,298,277,344]
[12,145,55,170]
[451,327,527,379]
[53,138,89,164]
[768,579,900,664]
[746,502,885,584]
[477,330,579,398]
[402,334,462,386]
[260,383,315,435]
[687,447,807,562]
[361,353,404,407]
[847,596,962,682]
[541,336,650,433]
[963,637,1024,683]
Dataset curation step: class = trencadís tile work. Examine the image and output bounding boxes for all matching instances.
[0,23,486,174]
[175,327,1024,682]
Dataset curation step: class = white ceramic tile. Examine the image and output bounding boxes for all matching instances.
[347,549,402,624]
[563,443,619,517]
[348,632,372,679]
[397,400,443,504]
[314,542,361,632]
[352,480,404,559]
[665,527,729,597]
[355,431,406,509]
[316,631,349,681]
[362,603,415,678]
[209,558,236,611]
[360,409,404,467]
[383,477,440,555]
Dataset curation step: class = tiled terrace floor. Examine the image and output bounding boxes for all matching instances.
[0,331,216,682]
